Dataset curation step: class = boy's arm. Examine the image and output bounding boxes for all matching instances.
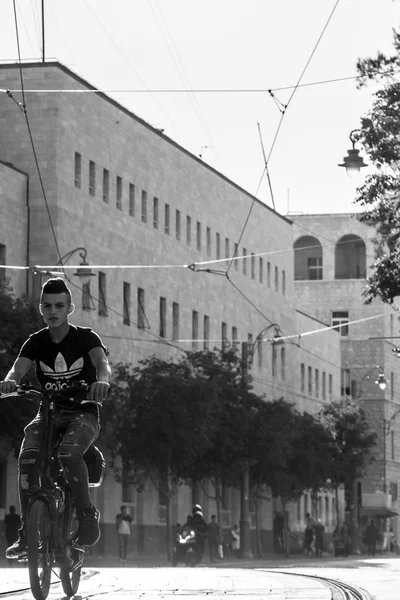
[88,347,112,403]
[0,357,33,392]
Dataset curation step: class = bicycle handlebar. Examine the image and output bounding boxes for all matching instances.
[0,382,90,402]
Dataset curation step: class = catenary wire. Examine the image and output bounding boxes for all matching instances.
[225,0,340,275]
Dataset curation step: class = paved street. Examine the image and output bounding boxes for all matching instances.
[1,554,400,599]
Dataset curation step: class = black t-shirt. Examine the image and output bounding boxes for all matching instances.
[18,325,107,415]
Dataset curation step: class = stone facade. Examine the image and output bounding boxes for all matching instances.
[0,63,342,556]
[292,213,400,546]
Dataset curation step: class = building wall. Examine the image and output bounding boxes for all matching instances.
[292,213,400,543]
[0,160,28,297]
[0,63,342,555]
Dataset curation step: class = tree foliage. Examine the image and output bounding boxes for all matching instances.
[354,28,400,303]
[0,279,42,457]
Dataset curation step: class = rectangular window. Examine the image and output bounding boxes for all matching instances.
[308,366,312,395]
[98,271,107,316]
[196,222,201,251]
[153,197,159,228]
[282,270,286,295]
[137,288,146,329]
[257,338,263,369]
[391,372,394,400]
[203,315,210,350]
[74,152,81,188]
[225,238,230,259]
[391,431,395,461]
[234,243,239,271]
[329,374,333,397]
[243,248,247,275]
[89,160,96,196]
[116,176,122,210]
[275,266,279,291]
[216,233,221,259]
[301,363,305,393]
[129,183,135,216]
[206,227,211,256]
[341,368,351,396]
[186,216,191,245]
[259,258,263,283]
[123,282,131,325]
[322,372,326,400]
[222,322,228,352]
[175,209,181,241]
[267,262,271,287]
[141,191,147,223]
[251,253,255,280]
[0,244,5,283]
[192,311,199,349]
[232,326,239,352]
[332,311,349,336]
[103,169,109,203]
[281,347,286,380]
[165,204,170,234]
[172,302,179,341]
[159,297,167,338]
[272,344,277,377]
[315,368,319,398]
[308,256,323,280]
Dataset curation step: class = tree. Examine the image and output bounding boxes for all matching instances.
[354,28,400,303]
[319,398,377,541]
[101,355,220,559]
[0,279,42,457]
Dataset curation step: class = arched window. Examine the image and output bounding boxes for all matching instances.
[335,234,366,279]
[294,236,323,281]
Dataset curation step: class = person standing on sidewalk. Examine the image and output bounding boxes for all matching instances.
[314,519,325,557]
[364,518,379,557]
[3,506,21,566]
[207,515,221,563]
[116,506,133,564]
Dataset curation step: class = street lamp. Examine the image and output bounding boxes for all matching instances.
[357,365,387,398]
[239,323,284,559]
[338,129,368,179]
[31,247,95,301]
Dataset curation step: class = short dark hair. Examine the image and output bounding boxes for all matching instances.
[40,277,72,304]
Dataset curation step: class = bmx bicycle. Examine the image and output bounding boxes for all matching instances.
[1,383,105,600]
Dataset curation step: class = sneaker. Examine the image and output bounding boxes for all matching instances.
[76,506,100,547]
[6,533,27,560]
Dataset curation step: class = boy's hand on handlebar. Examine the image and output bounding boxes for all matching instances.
[0,380,17,394]
[89,381,110,404]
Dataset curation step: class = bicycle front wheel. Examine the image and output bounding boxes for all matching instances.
[27,499,53,600]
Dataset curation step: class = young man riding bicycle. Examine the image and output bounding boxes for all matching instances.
[0,277,111,559]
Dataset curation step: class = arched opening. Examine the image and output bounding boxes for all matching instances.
[294,236,323,280]
[335,234,366,279]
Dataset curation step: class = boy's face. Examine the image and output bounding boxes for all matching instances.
[40,292,73,328]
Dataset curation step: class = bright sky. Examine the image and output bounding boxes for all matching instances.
[1,0,400,216]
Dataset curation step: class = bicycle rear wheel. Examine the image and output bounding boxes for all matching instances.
[59,502,82,597]
[27,499,52,600]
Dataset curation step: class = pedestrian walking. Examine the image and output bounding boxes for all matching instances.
[116,506,133,564]
[3,506,21,566]
[303,513,314,557]
[314,518,325,557]
[230,524,240,557]
[207,515,221,563]
[364,518,379,557]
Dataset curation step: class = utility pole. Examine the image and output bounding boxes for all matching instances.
[41,0,45,62]
[239,342,252,559]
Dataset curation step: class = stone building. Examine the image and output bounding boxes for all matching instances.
[292,213,400,548]
[0,61,341,556]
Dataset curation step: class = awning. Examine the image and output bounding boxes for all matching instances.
[360,506,399,518]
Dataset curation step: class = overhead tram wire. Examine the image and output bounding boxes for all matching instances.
[225,0,340,278]
[10,0,65,273]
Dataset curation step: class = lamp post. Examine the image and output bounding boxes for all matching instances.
[357,365,387,398]
[31,247,95,301]
[239,323,283,559]
[338,129,368,179]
